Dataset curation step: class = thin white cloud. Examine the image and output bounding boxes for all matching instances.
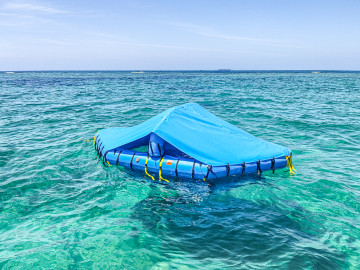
[164,21,301,48]
[201,32,302,48]
[200,32,278,43]
[0,2,70,28]
[87,39,254,54]
[0,34,249,54]
[2,2,65,14]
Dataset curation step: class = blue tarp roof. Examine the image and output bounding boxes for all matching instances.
[97,103,290,166]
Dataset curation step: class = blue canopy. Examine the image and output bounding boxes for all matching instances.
[97,103,290,166]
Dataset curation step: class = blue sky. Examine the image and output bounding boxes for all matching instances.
[1,0,359,70]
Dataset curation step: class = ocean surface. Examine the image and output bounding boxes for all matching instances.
[1,71,359,269]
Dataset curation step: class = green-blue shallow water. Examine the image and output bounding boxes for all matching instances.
[1,71,359,269]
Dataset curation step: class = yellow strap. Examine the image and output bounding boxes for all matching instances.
[93,130,99,146]
[290,153,297,172]
[286,154,295,174]
[159,157,169,182]
[106,161,111,167]
[145,156,155,181]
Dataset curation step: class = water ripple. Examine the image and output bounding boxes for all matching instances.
[0,71,359,269]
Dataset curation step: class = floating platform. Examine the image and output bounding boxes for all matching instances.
[93,103,295,181]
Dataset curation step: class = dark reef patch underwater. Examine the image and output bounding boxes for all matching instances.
[1,71,360,269]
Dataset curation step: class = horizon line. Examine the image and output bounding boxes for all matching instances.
[1,69,360,72]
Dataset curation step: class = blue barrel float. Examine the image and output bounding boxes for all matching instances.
[93,103,295,181]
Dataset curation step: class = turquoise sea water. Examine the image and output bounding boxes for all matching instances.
[1,71,359,269]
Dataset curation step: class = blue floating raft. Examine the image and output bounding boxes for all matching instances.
[93,103,295,181]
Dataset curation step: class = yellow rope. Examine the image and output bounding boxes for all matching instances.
[286,153,296,174]
[286,156,293,174]
[290,153,297,172]
[145,156,155,181]
[159,157,169,182]
[93,130,99,145]
[83,131,99,144]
